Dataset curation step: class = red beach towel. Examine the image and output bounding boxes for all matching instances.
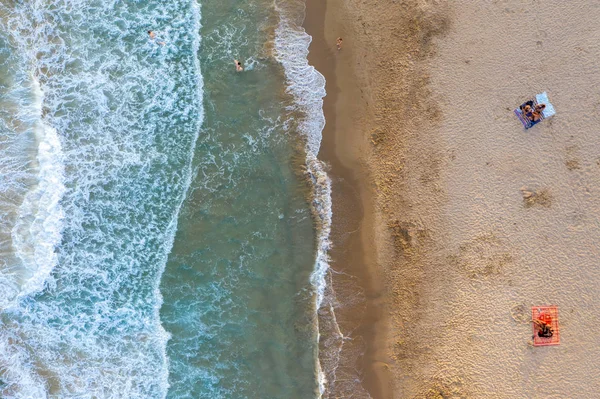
[532,305,560,346]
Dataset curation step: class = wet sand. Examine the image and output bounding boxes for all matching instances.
[307,0,600,397]
[304,0,390,398]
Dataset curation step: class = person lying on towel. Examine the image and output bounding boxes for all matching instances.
[520,102,546,123]
[534,319,554,338]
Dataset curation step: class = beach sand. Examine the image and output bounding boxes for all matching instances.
[306,0,600,397]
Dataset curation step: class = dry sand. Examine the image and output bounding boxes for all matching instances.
[307,0,600,397]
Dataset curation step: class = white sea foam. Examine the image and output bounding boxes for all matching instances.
[11,76,65,302]
[0,0,204,397]
[273,0,330,317]
[150,0,206,395]
[273,1,334,396]
[0,5,66,311]
[0,333,48,399]
[0,10,66,397]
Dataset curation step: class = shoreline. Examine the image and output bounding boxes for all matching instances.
[303,1,391,398]
[306,1,600,397]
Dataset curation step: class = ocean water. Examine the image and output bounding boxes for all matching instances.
[0,0,331,398]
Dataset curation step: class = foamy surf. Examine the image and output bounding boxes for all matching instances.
[0,10,65,309]
[0,0,204,397]
[11,76,65,303]
[273,1,334,396]
[2,0,331,396]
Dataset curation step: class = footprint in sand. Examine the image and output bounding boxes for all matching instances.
[448,233,514,279]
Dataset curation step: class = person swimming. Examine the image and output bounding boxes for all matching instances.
[148,30,165,46]
[234,59,243,72]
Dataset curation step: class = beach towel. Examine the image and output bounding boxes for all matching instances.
[514,92,555,129]
[532,305,560,346]
[536,92,556,118]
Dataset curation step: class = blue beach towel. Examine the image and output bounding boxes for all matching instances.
[514,91,555,129]
[536,92,555,118]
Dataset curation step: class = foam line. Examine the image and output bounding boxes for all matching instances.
[273,2,333,396]
[12,75,65,302]
[153,0,206,396]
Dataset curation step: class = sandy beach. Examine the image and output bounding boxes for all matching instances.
[306,0,600,397]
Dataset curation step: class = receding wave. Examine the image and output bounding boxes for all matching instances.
[272,1,334,396]
[0,1,203,397]
[11,77,66,303]
[0,27,65,309]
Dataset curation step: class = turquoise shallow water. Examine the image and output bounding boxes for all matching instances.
[161,0,320,397]
[0,0,326,398]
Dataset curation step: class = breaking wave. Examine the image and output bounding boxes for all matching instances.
[0,1,203,397]
[273,1,333,396]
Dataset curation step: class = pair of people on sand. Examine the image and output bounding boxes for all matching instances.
[520,101,546,123]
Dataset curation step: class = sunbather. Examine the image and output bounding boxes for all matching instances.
[521,103,546,123]
[535,103,546,114]
[535,320,553,338]
[521,104,536,121]
[531,103,546,122]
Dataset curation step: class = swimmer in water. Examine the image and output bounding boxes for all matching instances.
[148,30,165,46]
[234,59,244,72]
